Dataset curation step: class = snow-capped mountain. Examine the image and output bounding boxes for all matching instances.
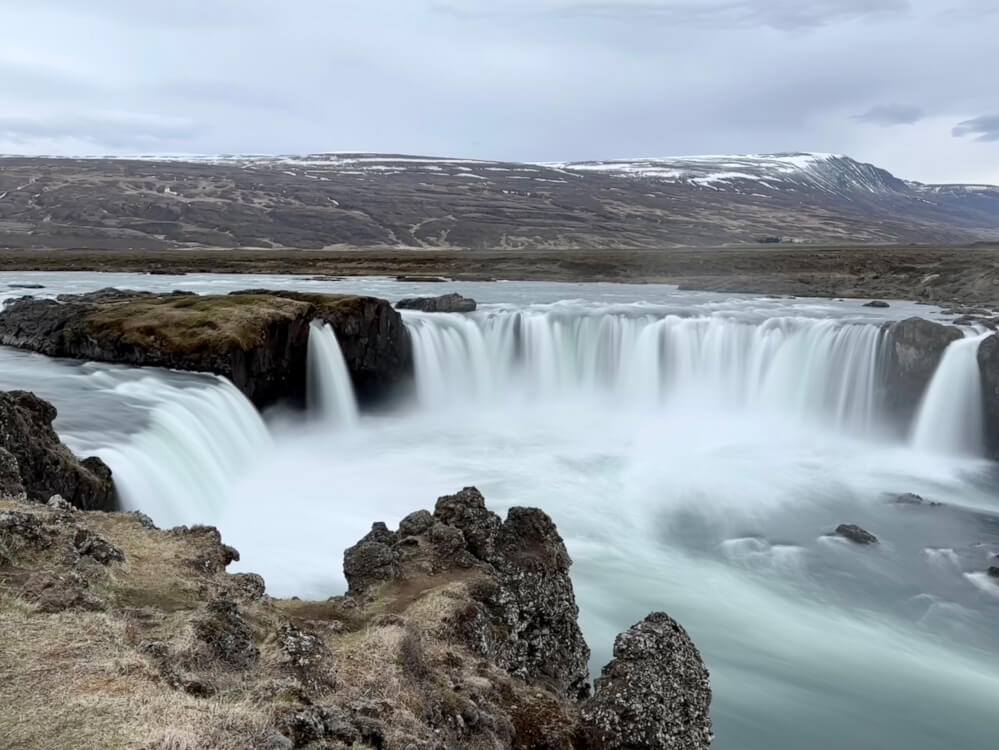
[0,152,995,249]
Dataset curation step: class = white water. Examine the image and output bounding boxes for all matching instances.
[911,333,988,457]
[4,273,999,750]
[307,320,359,428]
[406,310,885,434]
[94,377,273,526]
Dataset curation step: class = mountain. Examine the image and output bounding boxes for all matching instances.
[0,152,996,250]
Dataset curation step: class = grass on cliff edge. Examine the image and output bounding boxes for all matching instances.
[84,292,365,356]
[0,496,512,750]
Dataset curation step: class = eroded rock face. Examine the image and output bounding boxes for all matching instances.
[0,390,113,510]
[580,612,713,750]
[0,446,25,499]
[881,317,963,431]
[343,487,591,701]
[977,334,999,459]
[396,293,477,313]
[0,289,413,410]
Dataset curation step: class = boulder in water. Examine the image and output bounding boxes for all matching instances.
[988,566,999,579]
[0,390,113,510]
[396,293,477,313]
[864,300,890,308]
[580,612,713,750]
[836,524,879,545]
[892,492,944,507]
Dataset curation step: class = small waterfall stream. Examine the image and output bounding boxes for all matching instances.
[910,333,988,456]
[307,320,359,428]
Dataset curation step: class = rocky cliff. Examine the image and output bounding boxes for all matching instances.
[977,334,999,459]
[0,390,113,510]
[0,289,412,410]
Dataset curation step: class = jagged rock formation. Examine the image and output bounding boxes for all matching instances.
[0,390,113,510]
[396,293,477,313]
[580,612,713,750]
[880,317,963,430]
[0,479,713,748]
[0,289,412,410]
[344,486,591,701]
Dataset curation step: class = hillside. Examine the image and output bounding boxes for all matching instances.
[0,152,997,250]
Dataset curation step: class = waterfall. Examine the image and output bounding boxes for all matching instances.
[307,320,359,427]
[910,333,988,457]
[404,310,885,433]
[93,376,273,527]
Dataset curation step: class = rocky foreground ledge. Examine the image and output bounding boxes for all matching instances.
[0,289,412,409]
[0,485,712,749]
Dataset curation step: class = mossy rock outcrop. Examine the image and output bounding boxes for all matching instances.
[0,288,412,410]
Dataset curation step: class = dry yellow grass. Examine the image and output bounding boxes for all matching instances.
[0,497,549,749]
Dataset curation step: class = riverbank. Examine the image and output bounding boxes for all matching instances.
[2,245,999,308]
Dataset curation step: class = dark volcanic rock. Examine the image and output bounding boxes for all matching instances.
[892,492,943,507]
[192,599,260,669]
[0,289,412,410]
[0,447,25,498]
[863,300,890,308]
[396,293,477,313]
[343,487,591,702]
[580,612,713,750]
[0,390,113,510]
[836,524,879,545]
[881,317,963,431]
[977,333,999,459]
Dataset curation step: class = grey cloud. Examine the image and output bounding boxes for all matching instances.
[0,113,204,149]
[853,104,924,126]
[0,0,995,182]
[434,0,910,30]
[953,115,999,142]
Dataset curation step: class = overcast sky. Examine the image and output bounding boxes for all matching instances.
[1,0,996,183]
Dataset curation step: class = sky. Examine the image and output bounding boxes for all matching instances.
[0,0,996,184]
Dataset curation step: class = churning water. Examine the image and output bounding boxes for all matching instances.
[3,272,998,750]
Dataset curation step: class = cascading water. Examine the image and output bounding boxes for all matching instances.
[404,309,885,434]
[5,272,999,750]
[94,376,272,527]
[910,333,989,457]
[307,320,359,428]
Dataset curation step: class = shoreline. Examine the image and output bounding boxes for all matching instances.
[3,245,999,308]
